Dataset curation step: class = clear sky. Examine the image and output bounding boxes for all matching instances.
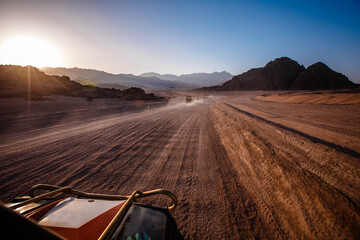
[0,0,359,82]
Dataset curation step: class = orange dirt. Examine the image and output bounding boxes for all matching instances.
[0,92,359,239]
[256,90,360,104]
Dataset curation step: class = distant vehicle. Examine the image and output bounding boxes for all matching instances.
[185,96,192,103]
[2,184,182,240]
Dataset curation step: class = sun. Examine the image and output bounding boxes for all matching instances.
[0,35,63,67]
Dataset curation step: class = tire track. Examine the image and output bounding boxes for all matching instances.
[1,93,359,239]
[225,103,360,158]
[211,102,360,239]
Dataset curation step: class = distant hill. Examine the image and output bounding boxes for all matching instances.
[41,67,198,90]
[204,57,356,91]
[140,71,233,87]
[0,65,162,101]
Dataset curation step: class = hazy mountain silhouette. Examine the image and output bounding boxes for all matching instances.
[41,67,198,90]
[140,71,233,87]
[140,72,179,81]
[0,65,162,100]
[204,57,356,91]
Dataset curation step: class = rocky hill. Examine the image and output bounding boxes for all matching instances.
[204,57,356,91]
[0,65,162,101]
[290,62,355,90]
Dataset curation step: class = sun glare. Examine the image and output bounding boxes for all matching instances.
[0,35,62,67]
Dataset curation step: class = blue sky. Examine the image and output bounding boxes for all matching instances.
[1,0,360,82]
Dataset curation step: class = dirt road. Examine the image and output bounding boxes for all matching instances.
[0,92,359,239]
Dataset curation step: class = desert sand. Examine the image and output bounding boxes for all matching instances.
[0,91,359,239]
[256,89,360,104]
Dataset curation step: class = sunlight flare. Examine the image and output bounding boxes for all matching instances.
[0,35,62,67]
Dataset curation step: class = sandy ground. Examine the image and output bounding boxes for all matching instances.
[0,92,359,239]
[256,90,360,104]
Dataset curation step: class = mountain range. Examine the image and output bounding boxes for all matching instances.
[139,71,232,87]
[3,58,355,94]
[204,57,357,91]
[0,65,162,101]
[41,67,232,90]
